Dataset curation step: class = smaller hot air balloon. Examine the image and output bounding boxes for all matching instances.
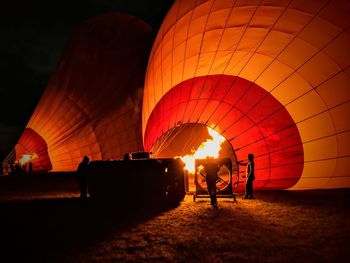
[3,13,153,172]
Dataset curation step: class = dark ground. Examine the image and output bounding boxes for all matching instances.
[0,175,349,263]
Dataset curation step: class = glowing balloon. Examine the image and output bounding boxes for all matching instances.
[143,0,350,189]
[4,13,153,172]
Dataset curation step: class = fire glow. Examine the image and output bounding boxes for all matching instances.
[18,153,38,166]
[179,127,225,174]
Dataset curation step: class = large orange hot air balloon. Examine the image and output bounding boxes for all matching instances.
[4,13,153,172]
[142,0,350,190]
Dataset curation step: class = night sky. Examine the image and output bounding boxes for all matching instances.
[0,0,174,160]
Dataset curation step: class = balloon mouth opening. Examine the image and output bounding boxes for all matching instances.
[149,123,239,192]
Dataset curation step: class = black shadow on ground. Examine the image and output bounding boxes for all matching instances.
[0,176,177,262]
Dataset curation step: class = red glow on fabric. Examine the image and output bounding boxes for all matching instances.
[15,128,52,172]
[144,75,304,190]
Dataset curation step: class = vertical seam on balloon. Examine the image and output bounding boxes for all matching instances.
[151,51,156,117]
[201,4,273,126]
[180,0,245,124]
[160,29,165,105]
[186,0,238,123]
[173,0,197,126]
[181,0,215,123]
[168,0,184,134]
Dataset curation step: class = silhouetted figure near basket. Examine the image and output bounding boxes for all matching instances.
[14,162,22,176]
[9,162,15,175]
[28,162,33,174]
[76,156,90,199]
[238,153,255,199]
[123,153,131,161]
[204,159,219,207]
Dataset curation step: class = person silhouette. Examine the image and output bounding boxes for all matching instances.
[123,153,131,161]
[76,156,90,199]
[238,153,255,199]
[204,158,219,207]
[9,162,15,175]
[28,162,33,174]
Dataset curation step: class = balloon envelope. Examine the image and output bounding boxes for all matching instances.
[142,0,350,190]
[4,13,153,172]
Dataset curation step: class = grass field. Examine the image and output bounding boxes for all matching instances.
[0,175,349,262]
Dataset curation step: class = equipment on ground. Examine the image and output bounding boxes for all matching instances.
[193,158,237,202]
[87,157,185,207]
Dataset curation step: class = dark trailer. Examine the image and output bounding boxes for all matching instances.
[87,157,185,207]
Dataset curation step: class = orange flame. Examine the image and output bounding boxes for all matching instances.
[18,153,38,166]
[178,127,225,174]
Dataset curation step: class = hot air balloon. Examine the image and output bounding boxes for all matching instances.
[142,0,350,190]
[3,13,153,172]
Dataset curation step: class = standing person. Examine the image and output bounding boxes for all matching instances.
[238,153,255,199]
[28,162,33,174]
[123,153,131,161]
[9,162,15,175]
[76,156,90,199]
[204,158,219,207]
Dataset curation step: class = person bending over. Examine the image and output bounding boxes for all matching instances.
[204,158,219,207]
